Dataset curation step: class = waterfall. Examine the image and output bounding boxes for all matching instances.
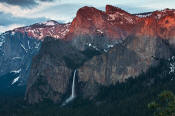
[62,70,77,106]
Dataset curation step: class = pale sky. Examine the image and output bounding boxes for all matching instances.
[0,0,175,33]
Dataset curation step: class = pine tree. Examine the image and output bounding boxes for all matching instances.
[148,91,175,116]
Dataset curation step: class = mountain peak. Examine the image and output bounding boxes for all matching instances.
[41,20,59,26]
[68,6,105,37]
[68,5,138,40]
[4,5,175,41]
[14,20,70,40]
[75,6,104,19]
[106,5,128,14]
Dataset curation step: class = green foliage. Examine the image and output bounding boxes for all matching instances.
[148,91,175,116]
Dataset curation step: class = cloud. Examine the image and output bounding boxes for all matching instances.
[0,24,24,34]
[0,2,84,23]
[0,11,50,33]
[35,3,85,22]
[0,0,54,8]
[0,0,175,34]
[0,2,57,17]
[0,12,49,26]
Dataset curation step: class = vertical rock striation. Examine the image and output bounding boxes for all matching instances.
[25,5,175,104]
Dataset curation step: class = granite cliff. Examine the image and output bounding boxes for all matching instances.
[25,5,175,104]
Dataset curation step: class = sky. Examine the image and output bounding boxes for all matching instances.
[0,0,175,33]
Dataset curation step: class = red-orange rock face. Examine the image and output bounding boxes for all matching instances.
[25,5,175,104]
[12,5,175,42]
[68,5,139,40]
[68,5,175,41]
[136,9,175,39]
[68,6,107,38]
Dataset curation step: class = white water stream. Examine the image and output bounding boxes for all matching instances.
[62,70,77,105]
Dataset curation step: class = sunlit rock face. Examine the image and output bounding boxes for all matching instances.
[67,5,175,50]
[25,5,175,104]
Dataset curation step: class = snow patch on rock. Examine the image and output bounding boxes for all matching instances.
[11,31,15,36]
[20,43,28,53]
[11,76,20,85]
[169,56,175,74]
[12,57,22,60]
[97,29,103,34]
[136,13,152,18]
[42,20,57,26]
[35,42,40,49]
[0,42,3,46]
[11,69,21,74]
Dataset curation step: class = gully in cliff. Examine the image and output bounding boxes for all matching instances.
[62,70,77,106]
